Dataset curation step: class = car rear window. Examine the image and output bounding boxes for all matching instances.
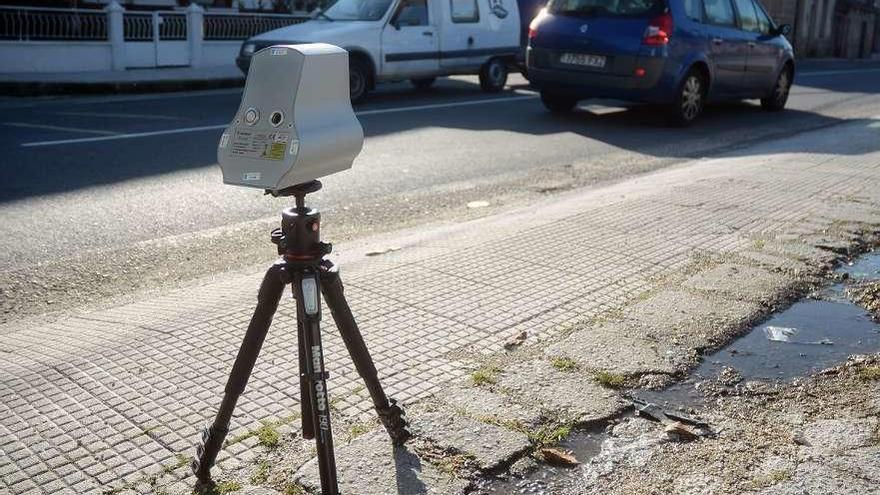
[548,0,666,17]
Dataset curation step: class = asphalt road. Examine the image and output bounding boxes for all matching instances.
[2,62,880,321]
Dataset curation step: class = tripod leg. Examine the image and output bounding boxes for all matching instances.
[297,300,315,440]
[192,262,285,484]
[293,269,339,494]
[320,262,411,445]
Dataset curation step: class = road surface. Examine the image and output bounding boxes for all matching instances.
[2,63,880,320]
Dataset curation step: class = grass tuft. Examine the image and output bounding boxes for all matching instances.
[255,421,280,449]
[594,370,626,389]
[283,483,307,495]
[550,357,578,372]
[470,363,502,386]
[858,366,880,381]
[250,459,271,484]
[528,423,572,447]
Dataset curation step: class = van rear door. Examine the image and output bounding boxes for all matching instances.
[440,0,520,69]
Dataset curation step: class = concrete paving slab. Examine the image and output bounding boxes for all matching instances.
[412,412,530,470]
[622,290,765,348]
[430,385,543,427]
[682,263,794,304]
[497,361,626,423]
[545,322,679,375]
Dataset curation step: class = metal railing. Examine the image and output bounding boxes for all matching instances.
[123,12,152,41]
[204,12,307,40]
[0,6,107,41]
[1,6,308,44]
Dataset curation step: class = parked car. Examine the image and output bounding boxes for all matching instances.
[237,0,540,102]
[526,0,794,125]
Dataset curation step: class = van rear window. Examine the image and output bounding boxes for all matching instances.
[548,0,666,17]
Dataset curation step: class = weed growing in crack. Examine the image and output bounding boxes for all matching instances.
[594,371,626,388]
[250,459,271,484]
[858,366,880,381]
[212,480,243,494]
[470,363,502,386]
[346,422,371,441]
[256,421,281,448]
[283,483,307,495]
[550,357,578,372]
[528,423,572,447]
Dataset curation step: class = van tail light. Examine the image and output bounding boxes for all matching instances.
[643,12,673,45]
[529,25,539,39]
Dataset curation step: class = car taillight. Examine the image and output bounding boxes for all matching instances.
[643,12,673,45]
[529,8,547,40]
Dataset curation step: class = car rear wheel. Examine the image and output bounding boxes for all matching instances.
[479,58,508,92]
[349,57,370,103]
[761,66,792,111]
[668,70,706,126]
[540,91,578,113]
[410,77,436,90]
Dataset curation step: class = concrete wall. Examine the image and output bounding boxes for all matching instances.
[0,42,113,72]
[202,40,241,66]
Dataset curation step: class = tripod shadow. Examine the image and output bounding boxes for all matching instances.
[393,445,430,494]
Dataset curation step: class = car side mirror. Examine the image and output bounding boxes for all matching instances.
[775,24,792,36]
[391,19,401,30]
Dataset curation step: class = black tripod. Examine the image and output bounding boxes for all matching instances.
[192,180,410,494]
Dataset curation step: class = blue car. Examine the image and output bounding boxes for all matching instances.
[526,0,794,125]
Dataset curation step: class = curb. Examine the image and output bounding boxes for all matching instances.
[0,77,245,97]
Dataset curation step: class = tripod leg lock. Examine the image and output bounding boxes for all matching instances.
[377,398,411,446]
[191,424,229,482]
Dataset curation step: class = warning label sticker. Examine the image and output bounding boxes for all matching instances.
[230,130,289,161]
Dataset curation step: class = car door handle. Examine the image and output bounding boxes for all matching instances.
[422,31,433,36]
[712,38,723,45]
[748,41,756,48]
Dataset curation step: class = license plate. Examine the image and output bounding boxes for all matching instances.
[559,52,606,68]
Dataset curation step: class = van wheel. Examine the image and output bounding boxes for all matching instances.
[411,77,436,89]
[540,91,578,113]
[479,58,508,92]
[349,57,370,103]
[668,69,705,126]
[761,66,792,111]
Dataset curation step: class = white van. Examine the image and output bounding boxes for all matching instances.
[236,0,524,102]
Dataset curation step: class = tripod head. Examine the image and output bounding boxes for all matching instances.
[268,181,331,261]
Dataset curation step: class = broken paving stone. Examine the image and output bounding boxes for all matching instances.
[538,447,579,466]
[663,421,700,442]
[412,412,530,471]
[503,330,528,350]
[498,361,625,422]
[294,430,470,495]
[682,263,792,304]
[797,418,879,454]
[545,322,679,375]
[754,460,877,495]
[433,385,542,427]
[623,290,763,347]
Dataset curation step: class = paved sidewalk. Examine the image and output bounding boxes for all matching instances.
[0,65,243,96]
[2,117,880,494]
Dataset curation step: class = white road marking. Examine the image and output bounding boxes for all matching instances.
[20,94,539,148]
[798,68,880,77]
[54,111,182,120]
[4,121,119,135]
[20,124,228,147]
